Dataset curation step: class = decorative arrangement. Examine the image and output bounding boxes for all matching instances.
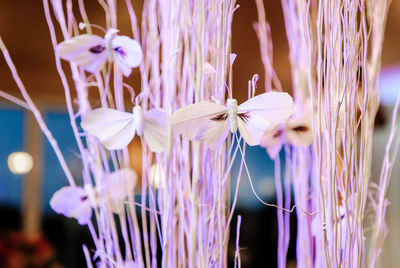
[0,0,398,267]
[254,0,397,267]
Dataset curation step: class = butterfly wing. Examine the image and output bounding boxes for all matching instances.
[286,101,313,146]
[81,108,136,150]
[237,92,294,145]
[259,125,285,159]
[56,34,107,73]
[112,36,143,77]
[50,186,92,225]
[172,101,229,147]
[142,109,168,153]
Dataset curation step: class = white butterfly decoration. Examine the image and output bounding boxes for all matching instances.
[172,92,294,147]
[50,185,94,225]
[81,106,168,153]
[98,168,137,213]
[260,100,313,159]
[56,28,143,77]
[50,169,137,224]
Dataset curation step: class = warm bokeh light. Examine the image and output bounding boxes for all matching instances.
[149,164,165,189]
[7,152,34,174]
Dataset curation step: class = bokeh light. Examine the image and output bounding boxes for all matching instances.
[7,152,34,175]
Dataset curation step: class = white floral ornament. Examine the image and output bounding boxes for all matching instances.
[49,185,93,225]
[56,28,143,77]
[81,106,168,153]
[172,92,294,147]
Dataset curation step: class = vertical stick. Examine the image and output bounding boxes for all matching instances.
[274,157,286,268]
[22,112,43,239]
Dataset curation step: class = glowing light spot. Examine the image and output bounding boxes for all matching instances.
[7,152,34,175]
[149,164,165,189]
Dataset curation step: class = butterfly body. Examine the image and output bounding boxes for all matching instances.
[227,98,238,133]
[132,106,144,136]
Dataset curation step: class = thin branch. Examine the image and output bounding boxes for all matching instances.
[0,36,75,186]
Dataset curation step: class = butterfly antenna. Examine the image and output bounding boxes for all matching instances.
[251,74,258,98]
[225,81,233,99]
[123,83,136,103]
[234,135,318,216]
[79,22,107,33]
[135,90,150,106]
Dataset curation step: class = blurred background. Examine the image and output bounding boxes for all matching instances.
[0,0,399,267]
